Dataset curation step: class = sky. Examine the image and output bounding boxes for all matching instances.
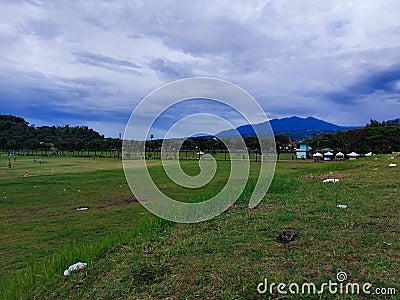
[1,0,400,138]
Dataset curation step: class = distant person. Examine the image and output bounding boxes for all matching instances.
[38,158,42,165]
[8,160,11,168]
[23,171,29,179]
[13,156,16,161]
[34,156,37,163]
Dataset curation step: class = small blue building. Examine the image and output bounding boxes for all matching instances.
[295,143,311,159]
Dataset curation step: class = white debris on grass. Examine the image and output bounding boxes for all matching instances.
[76,207,89,211]
[389,163,397,167]
[63,262,87,276]
[77,189,81,192]
[323,178,340,183]
[337,204,348,209]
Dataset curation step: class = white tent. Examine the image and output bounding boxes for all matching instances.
[335,152,344,157]
[323,151,334,161]
[347,152,360,157]
[335,152,344,161]
[313,152,323,161]
[196,151,205,155]
[365,152,373,157]
[347,152,360,160]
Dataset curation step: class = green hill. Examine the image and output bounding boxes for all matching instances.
[0,114,121,155]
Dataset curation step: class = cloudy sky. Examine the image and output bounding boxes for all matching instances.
[1,1,400,137]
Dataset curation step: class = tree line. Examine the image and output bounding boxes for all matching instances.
[0,114,122,156]
[306,119,400,153]
[2,113,398,157]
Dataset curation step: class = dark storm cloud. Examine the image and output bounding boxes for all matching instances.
[74,51,141,74]
[325,65,400,105]
[148,58,193,78]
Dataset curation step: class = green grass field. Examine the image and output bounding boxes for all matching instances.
[0,157,148,278]
[0,155,399,299]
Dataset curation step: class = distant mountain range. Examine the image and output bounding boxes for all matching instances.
[217,116,358,140]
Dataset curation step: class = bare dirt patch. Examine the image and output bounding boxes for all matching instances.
[302,173,348,181]
[95,196,138,208]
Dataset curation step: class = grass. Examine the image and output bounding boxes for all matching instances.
[0,157,151,295]
[1,154,399,299]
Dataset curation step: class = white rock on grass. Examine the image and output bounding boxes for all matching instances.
[323,178,340,183]
[64,262,87,276]
[76,207,89,211]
